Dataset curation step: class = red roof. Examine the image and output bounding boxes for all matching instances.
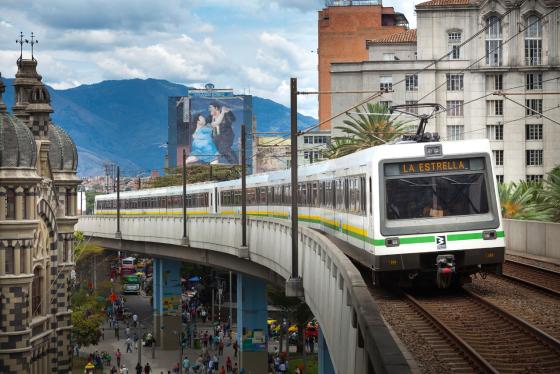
[368,29,417,44]
[416,0,471,8]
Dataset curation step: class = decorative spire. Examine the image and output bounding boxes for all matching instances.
[16,32,25,61]
[30,32,38,60]
[0,72,6,113]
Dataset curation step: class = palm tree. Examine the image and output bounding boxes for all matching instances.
[326,103,405,158]
[542,166,560,222]
[498,181,550,221]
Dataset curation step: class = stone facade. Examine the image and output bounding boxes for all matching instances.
[0,57,79,373]
[331,0,560,183]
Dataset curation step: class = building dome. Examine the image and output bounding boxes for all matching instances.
[48,125,78,171]
[0,112,37,168]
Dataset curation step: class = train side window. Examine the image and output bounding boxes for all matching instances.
[360,176,366,214]
[369,177,373,215]
[344,178,349,211]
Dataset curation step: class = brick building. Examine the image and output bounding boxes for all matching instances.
[0,56,79,373]
[318,0,408,129]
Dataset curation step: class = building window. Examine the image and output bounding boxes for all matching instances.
[526,149,543,166]
[448,32,461,59]
[527,175,543,182]
[446,74,464,91]
[526,73,543,90]
[379,100,392,108]
[405,74,418,91]
[304,151,322,162]
[380,76,392,92]
[525,15,542,65]
[4,246,14,274]
[405,100,418,115]
[303,136,313,144]
[447,100,464,116]
[383,53,395,61]
[526,99,543,115]
[487,74,503,91]
[5,188,16,220]
[486,16,503,66]
[314,136,330,144]
[487,124,504,140]
[487,100,504,115]
[447,125,464,140]
[496,175,504,184]
[493,150,504,166]
[32,267,42,317]
[526,124,543,140]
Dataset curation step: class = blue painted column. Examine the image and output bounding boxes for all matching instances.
[318,327,335,374]
[237,273,268,373]
[152,258,182,350]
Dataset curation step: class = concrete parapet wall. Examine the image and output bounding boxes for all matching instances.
[77,215,410,374]
[504,219,560,260]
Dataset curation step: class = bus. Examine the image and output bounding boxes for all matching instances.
[123,274,141,294]
[121,257,136,276]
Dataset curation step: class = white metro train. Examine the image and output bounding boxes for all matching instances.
[95,139,505,288]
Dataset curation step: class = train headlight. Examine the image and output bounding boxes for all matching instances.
[482,230,497,240]
[385,237,400,247]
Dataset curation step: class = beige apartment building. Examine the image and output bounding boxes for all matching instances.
[331,0,560,183]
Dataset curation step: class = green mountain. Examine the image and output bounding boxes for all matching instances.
[1,78,317,176]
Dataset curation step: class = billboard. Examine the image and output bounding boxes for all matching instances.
[168,90,252,171]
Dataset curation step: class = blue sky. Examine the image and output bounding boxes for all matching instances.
[0,0,421,116]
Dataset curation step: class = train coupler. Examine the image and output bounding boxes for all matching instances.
[436,255,456,288]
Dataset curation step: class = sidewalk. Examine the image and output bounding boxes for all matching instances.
[78,320,241,373]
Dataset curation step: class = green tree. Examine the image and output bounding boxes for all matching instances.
[498,181,550,221]
[542,166,560,222]
[71,288,105,347]
[326,103,405,158]
[148,164,241,188]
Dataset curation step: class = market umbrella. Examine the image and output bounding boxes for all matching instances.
[188,276,201,282]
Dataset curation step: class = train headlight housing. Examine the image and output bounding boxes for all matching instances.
[385,237,400,247]
[482,230,497,240]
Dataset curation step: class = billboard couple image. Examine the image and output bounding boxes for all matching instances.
[186,101,239,165]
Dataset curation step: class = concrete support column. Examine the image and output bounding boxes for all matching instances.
[14,245,21,275]
[236,274,268,374]
[152,258,182,350]
[0,187,6,220]
[318,327,335,374]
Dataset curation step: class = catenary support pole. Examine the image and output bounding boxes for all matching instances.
[182,149,188,244]
[116,166,121,238]
[241,124,247,248]
[290,78,298,279]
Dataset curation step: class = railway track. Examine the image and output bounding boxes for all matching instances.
[501,259,560,296]
[403,288,560,373]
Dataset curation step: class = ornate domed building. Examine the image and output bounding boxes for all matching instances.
[0,57,80,373]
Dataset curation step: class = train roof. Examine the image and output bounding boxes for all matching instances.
[95,139,491,200]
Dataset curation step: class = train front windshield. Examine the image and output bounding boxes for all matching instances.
[382,157,498,235]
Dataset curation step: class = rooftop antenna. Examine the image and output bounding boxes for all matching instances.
[16,32,25,61]
[30,32,38,60]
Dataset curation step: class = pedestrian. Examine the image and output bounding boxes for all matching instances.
[110,365,118,374]
[121,364,129,374]
[144,362,152,374]
[135,362,142,374]
[220,366,226,374]
[116,349,122,368]
[182,356,190,372]
[218,339,224,356]
[232,340,238,358]
[126,326,131,338]
[226,356,232,372]
[133,314,138,327]
[232,362,238,374]
[101,328,105,341]
[126,338,133,353]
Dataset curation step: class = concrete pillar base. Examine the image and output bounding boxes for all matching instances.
[153,313,162,347]
[285,277,304,297]
[162,315,182,350]
[319,328,335,374]
[241,351,268,374]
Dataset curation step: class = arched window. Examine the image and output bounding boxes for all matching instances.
[486,16,502,66]
[448,31,462,59]
[525,15,542,65]
[32,267,42,317]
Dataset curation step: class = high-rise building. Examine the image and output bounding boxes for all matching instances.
[318,0,408,130]
[330,0,560,183]
[0,56,79,373]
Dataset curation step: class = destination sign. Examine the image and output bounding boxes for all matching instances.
[400,159,470,174]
